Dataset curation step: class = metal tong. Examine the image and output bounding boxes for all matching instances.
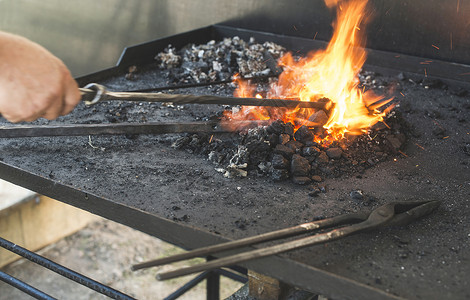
[132,200,439,280]
[0,84,331,138]
[80,83,330,109]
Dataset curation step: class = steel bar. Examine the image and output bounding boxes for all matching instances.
[0,270,57,300]
[0,122,219,138]
[80,84,331,109]
[157,222,371,281]
[0,121,267,138]
[0,237,135,300]
[132,212,366,271]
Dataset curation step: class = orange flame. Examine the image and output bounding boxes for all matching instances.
[225,0,394,144]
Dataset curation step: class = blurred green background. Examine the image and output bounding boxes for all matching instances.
[1,0,469,76]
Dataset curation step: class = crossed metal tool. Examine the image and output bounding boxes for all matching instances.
[132,200,439,280]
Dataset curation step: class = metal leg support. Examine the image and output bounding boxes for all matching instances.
[164,257,247,300]
[206,269,220,300]
[0,236,135,300]
[0,270,57,300]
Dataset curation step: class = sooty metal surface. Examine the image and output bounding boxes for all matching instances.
[0,26,469,300]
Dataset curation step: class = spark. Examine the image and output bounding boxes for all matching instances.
[443,136,450,139]
[400,92,405,97]
[209,135,214,143]
[398,150,408,157]
[424,68,427,77]
[313,32,318,40]
[415,143,425,150]
[450,33,453,50]
[432,44,440,50]
[293,25,298,31]
[355,26,361,31]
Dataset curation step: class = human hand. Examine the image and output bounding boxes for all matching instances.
[0,32,81,122]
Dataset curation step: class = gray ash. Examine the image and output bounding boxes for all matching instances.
[155,36,286,84]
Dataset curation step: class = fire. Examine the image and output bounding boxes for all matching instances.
[225,0,394,144]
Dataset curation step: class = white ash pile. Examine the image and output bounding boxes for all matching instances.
[155,37,285,84]
[172,112,408,185]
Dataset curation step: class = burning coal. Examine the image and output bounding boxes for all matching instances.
[155,0,406,184]
[225,0,395,144]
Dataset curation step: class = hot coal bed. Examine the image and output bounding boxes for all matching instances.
[156,37,408,188]
[0,27,469,300]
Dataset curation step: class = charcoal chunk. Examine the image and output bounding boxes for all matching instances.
[284,122,295,136]
[350,190,364,200]
[286,140,304,152]
[172,136,191,149]
[267,133,279,147]
[326,147,343,159]
[308,110,329,126]
[274,144,294,158]
[266,120,285,135]
[292,176,312,185]
[302,146,321,157]
[308,187,321,197]
[291,154,311,176]
[272,154,289,169]
[246,140,270,153]
[279,133,290,145]
[195,61,209,73]
[272,169,289,181]
[311,175,322,182]
[316,151,329,163]
[294,125,315,144]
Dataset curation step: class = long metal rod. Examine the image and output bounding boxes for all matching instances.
[155,200,440,281]
[156,222,372,281]
[80,84,330,109]
[0,237,135,300]
[0,121,266,138]
[132,212,366,271]
[0,270,57,300]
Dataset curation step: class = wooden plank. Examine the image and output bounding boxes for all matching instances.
[0,196,98,268]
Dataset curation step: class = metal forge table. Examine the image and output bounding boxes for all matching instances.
[0,25,469,300]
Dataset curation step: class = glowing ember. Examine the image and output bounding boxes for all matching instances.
[225,0,394,144]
